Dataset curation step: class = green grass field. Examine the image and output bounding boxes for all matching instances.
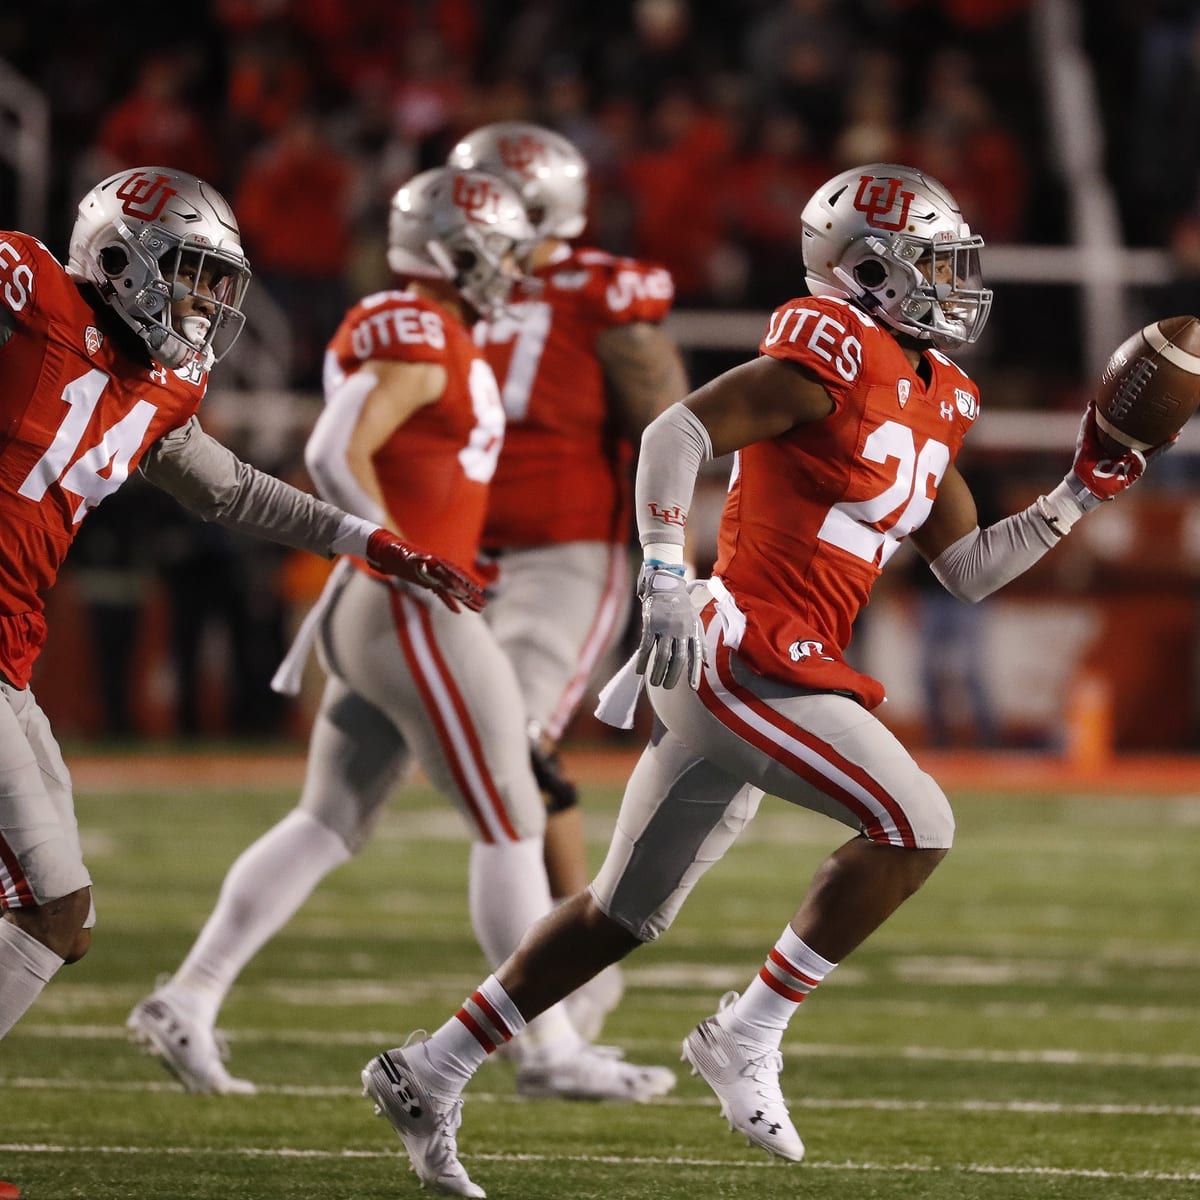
[4,750,1200,1199]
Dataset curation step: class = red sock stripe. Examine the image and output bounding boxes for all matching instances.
[454,1008,498,1052]
[758,964,810,1004]
[470,989,513,1042]
[697,626,916,847]
[767,947,821,990]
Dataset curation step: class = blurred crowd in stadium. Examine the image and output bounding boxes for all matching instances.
[2,0,1199,748]
[7,0,1196,385]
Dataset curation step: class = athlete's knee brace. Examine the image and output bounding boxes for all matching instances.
[530,741,578,816]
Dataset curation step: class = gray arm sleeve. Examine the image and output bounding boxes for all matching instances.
[635,402,713,550]
[139,417,353,558]
[929,491,1077,603]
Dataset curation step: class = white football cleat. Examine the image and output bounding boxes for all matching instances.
[681,992,804,1161]
[563,963,625,1043]
[516,1040,676,1102]
[362,1038,484,1199]
[127,992,256,1096]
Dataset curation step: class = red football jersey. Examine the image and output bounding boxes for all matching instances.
[714,295,981,707]
[477,247,674,547]
[0,231,207,686]
[324,290,504,582]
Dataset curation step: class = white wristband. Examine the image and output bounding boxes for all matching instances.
[1036,477,1093,540]
[643,541,685,566]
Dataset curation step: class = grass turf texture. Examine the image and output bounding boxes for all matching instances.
[3,751,1200,1199]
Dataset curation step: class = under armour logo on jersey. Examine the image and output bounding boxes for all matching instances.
[789,639,834,662]
[940,400,956,421]
[84,325,104,356]
[647,502,687,527]
[115,171,177,221]
[453,175,506,223]
[853,175,915,232]
[897,379,911,409]
[498,133,547,177]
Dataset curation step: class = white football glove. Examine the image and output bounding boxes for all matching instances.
[634,563,705,690]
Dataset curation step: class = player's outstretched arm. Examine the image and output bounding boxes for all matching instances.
[911,400,1174,606]
[139,417,484,612]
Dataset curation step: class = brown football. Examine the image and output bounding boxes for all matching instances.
[1095,315,1200,451]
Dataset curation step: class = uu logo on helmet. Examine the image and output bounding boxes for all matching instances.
[115,172,177,221]
[852,175,914,232]
[498,134,547,177]
[453,176,504,223]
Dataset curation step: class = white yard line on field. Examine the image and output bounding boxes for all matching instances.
[15,1022,1200,1068]
[2,1142,1199,1183]
[24,976,1200,1025]
[5,1076,1200,1119]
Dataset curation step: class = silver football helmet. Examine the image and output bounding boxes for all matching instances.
[387,166,535,317]
[67,166,251,370]
[800,162,992,349]
[448,122,588,240]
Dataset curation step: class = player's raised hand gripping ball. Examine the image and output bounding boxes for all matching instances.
[1095,315,1200,452]
[1069,400,1151,505]
[366,529,486,613]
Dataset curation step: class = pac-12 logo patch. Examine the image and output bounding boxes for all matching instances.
[84,325,104,356]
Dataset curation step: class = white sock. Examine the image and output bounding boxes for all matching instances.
[0,918,65,1038]
[420,974,527,1091]
[720,926,837,1048]
[163,810,351,1027]
[467,838,579,1053]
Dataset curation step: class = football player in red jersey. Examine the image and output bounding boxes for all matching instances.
[0,166,483,1046]
[449,122,689,1040]
[356,162,1171,1194]
[129,167,676,1119]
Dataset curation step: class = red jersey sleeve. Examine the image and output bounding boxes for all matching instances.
[0,232,74,335]
[325,290,453,379]
[758,295,874,405]
[568,249,675,328]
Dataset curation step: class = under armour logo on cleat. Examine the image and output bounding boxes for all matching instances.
[749,1110,782,1136]
[388,1079,422,1118]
